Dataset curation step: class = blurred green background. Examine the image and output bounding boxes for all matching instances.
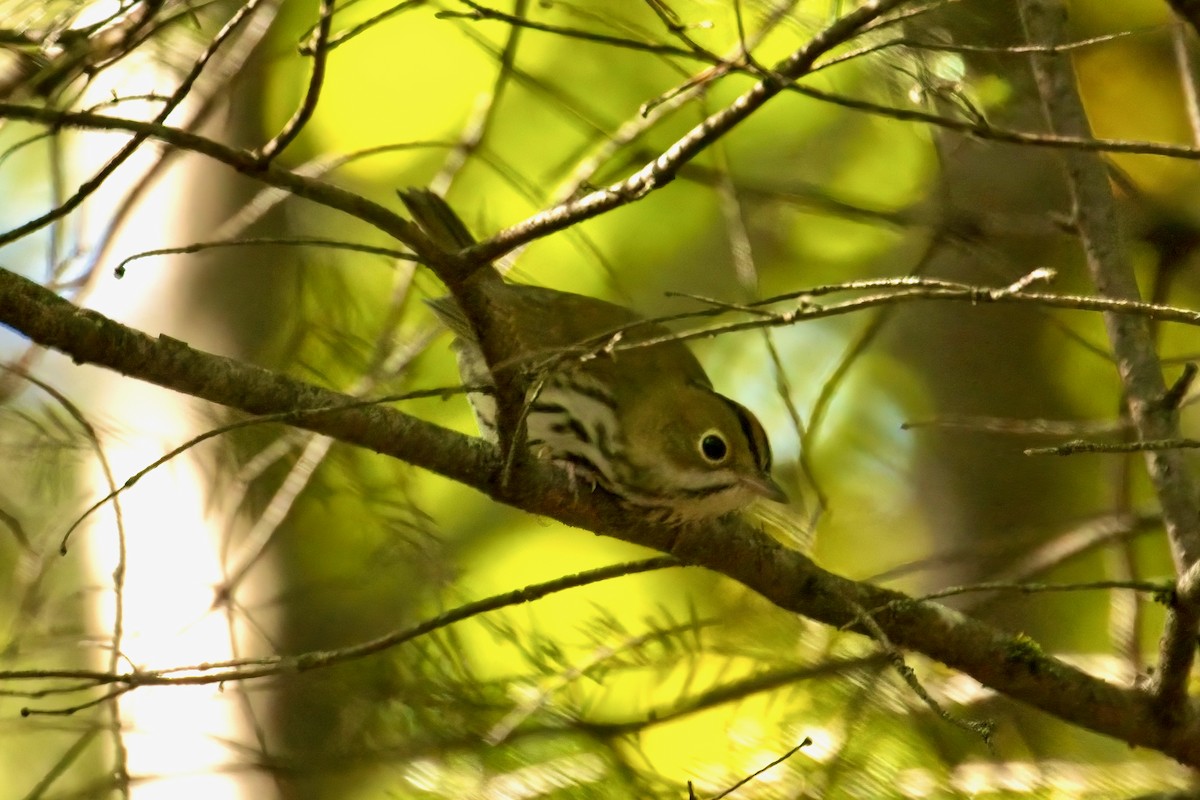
[3,0,1200,797]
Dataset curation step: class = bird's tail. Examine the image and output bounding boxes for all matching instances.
[398,187,477,250]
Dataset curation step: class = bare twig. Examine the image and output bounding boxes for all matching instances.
[0,0,268,250]
[1172,21,1200,143]
[1025,438,1200,456]
[710,739,812,800]
[0,0,165,101]
[60,382,484,552]
[3,366,132,793]
[1019,0,1200,719]
[903,413,1128,437]
[9,557,679,699]
[787,82,1200,161]
[299,0,425,53]
[432,0,529,191]
[844,597,994,747]
[255,0,333,162]
[632,277,1200,352]
[5,265,1200,763]
[113,237,413,277]
[462,0,914,265]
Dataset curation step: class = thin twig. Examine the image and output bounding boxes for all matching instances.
[432,0,529,190]
[845,597,995,748]
[8,269,1200,761]
[1020,0,1200,719]
[299,0,425,53]
[4,365,132,794]
[60,383,484,552]
[462,0,914,265]
[9,557,679,699]
[710,739,812,800]
[0,0,268,249]
[1025,438,1200,456]
[113,237,413,277]
[256,0,333,162]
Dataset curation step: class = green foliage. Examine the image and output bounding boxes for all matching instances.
[4,0,1200,797]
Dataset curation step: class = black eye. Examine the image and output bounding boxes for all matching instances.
[699,431,728,463]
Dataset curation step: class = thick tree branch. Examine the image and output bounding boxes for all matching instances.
[3,265,1200,764]
[1020,0,1200,717]
[0,267,495,493]
[2,0,913,277]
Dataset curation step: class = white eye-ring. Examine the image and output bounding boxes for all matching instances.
[698,429,729,464]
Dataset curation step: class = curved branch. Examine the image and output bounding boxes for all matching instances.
[3,264,1200,765]
[0,102,440,265]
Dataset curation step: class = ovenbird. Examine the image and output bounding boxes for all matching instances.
[401,189,786,523]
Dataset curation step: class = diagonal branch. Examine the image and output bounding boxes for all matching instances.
[4,263,1200,764]
[461,0,913,265]
[0,0,268,250]
[1019,0,1200,719]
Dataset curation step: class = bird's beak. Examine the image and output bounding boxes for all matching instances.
[743,473,789,504]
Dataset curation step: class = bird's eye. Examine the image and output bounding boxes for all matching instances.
[699,431,729,463]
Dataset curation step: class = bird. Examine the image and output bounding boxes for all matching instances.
[401,188,786,523]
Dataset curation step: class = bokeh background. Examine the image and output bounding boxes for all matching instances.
[2,0,1200,797]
